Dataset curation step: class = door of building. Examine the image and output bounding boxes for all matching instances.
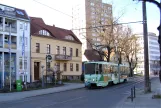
[34,62,40,80]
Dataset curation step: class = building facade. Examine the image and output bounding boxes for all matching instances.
[135,32,160,75]
[30,17,82,81]
[0,4,30,88]
[72,0,112,61]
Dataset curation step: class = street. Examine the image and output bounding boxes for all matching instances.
[0,77,156,108]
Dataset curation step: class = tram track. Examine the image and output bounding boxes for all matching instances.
[0,77,156,108]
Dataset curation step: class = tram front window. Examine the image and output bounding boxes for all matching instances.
[85,63,95,74]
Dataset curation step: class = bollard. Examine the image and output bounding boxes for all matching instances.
[149,81,151,92]
[131,88,133,102]
[134,86,135,98]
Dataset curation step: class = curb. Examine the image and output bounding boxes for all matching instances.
[0,85,84,103]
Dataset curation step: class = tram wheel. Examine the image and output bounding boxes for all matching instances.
[124,79,127,83]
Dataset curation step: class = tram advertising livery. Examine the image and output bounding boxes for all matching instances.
[84,61,129,88]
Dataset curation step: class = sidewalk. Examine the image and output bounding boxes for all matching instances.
[0,83,84,103]
[116,77,161,108]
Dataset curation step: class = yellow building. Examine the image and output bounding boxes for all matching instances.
[30,17,82,82]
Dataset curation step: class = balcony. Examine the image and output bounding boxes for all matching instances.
[0,24,3,31]
[4,41,17,49]
[55,54,72,61]
[5,26,17,33]
[0,41,3,48]
[4,10,16,17]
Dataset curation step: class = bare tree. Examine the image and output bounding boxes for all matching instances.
[120,28,140,77]
[85,0,126,62]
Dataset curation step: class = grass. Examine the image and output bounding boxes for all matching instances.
[134,74,143,77]
[0,84,64,93]
[152,94,161,99]
[62,80,83,83]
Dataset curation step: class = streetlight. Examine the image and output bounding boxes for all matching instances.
[41,65,44,88]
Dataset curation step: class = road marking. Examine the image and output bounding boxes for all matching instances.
[36,96,86,108]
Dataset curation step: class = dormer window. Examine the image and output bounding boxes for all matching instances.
[39,30,51,36]
[65,35,75,41]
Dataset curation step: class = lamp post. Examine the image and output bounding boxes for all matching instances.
[41,65,44,88]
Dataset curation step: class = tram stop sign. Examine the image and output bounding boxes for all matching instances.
[46,55,52,62]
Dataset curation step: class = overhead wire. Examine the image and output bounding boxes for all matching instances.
[32,0,73,18]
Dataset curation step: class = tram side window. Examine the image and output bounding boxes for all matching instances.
[107,65,113,73]
[103,64,109,74]
[99,64,102,74]
[114,66,118,72]
[120,66,124,73]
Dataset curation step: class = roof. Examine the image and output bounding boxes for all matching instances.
[0,4,29,20]
[30,17,82,44]
[84,49,102,61]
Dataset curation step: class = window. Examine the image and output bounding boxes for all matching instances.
[39,30,51,36]
[65,35,74,41]
[70,48,73,56]
[56,46,60,54]
[76,49,79,57]
[55,63,60,71]
[64,63,67,71]
[47,44,50,54]
[70,63,73,71]
[25,37,27,46]
[76,64,79,71]
[19,57,27,70]
[24,23,27,30]
[63,47,66,55]
[91,3,94,6]
[36,43,40,53]
[16,10,24,15]
[4,36,8,42]
[20,23,23,29]
[19,36,27,46]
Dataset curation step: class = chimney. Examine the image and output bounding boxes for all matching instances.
[53,24,55,27]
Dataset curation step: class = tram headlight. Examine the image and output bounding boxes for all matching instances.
[92,79,95,81]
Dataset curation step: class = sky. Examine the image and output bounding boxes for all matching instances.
[0,0,160,35]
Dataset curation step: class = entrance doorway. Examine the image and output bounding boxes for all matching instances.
[34,62,40,80]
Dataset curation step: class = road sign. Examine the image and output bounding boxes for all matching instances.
[46,55,52,62]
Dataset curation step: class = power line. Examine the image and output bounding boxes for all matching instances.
[32,0,73,18]
[72,21,143,30]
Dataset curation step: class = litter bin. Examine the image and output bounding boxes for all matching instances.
[16,80,22,91]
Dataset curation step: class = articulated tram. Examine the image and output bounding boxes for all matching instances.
[84,61,129,88]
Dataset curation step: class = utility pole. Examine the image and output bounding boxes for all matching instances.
[136,0,161,84]
[142,1,151,92]
[158,0,161,83]
[9,23,12,91]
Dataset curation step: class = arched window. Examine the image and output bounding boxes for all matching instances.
[65,35,75,41]
[39,30,51,36]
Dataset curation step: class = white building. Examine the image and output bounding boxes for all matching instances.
[72,0,112,61]
[135,32,160,75]
[0,4,30,88]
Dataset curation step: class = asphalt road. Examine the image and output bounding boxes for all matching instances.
[0,77,156,108]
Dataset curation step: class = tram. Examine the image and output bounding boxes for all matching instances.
[84,61,129,88]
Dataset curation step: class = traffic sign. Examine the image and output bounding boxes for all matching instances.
[46,55,52,62]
